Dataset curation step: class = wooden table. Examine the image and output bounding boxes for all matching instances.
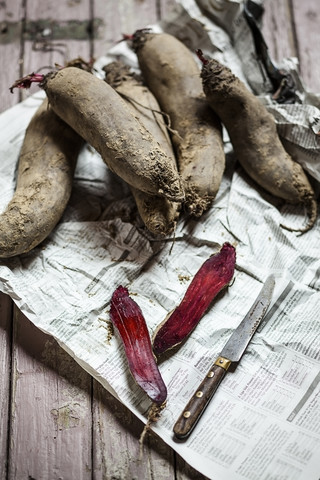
[0,1,319,478]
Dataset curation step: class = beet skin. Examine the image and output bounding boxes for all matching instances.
[152,242,236,356]
[110,286,167,405]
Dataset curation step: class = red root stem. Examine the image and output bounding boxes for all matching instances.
[121,28,153,44]
[9,72,45,93]
[121,33,134,42]
[196,49,209,65]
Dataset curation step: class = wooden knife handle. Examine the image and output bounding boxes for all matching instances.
[173,357,230,440]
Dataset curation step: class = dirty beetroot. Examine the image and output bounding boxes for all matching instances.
[196,49,317,233]
[110,286,167,405]
[152,242,236,356]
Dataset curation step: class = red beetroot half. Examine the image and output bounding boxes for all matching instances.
[152,242,236,356]
[110,286,167,405]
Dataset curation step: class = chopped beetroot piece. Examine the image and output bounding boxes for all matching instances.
[110,286,167,405]
[152,242,236,356]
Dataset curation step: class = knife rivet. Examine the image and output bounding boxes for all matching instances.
[183,411,191,418]
[196,391,203,398]
[207,371,214,378]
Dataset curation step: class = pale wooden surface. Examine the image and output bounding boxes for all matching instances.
[0,1,319,479]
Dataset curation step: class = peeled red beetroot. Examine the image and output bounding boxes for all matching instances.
[110,286,167,405]
[152,242,236,356]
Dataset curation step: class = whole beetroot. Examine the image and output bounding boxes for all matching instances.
[197,50,317,233]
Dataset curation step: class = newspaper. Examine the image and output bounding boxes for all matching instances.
[1,1,320,478]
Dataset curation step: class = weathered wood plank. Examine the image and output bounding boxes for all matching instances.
[261,0,320,92]
[291,0,320,92]
[0,293,12,480]
[92,380,175,479]
[91,0,210,476]
[157,0,178,20]
[8,306,93,480]
[176,454,210,480]
[261,0,296,63]
[93,0,159,58]
[21,0,92,102]
[90,1,192,478]
[0,2,23,111]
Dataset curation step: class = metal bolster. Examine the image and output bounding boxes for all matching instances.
[214,356,232,371]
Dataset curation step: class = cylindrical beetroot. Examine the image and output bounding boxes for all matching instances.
[104,61,181,237]
[131,31,225,217]
[0,99,83,258]
[197,51,317,233]
[10,68,185,203]
[110,286,167,405]
[42,67,184,202]
[152,242,236,356]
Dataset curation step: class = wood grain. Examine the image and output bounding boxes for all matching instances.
[0,293,12,480]
[8,306,92,480]
[261,0,296,63]
[173,364,227,440]
[291,0,320,91]
[0,2,23,111]
[261,0,320,92]
[21,0,92,104]
[93,0,160,58]
[92,381,175,479]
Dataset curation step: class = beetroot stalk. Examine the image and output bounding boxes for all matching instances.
[152,242,236,356]
[9,72,45,93]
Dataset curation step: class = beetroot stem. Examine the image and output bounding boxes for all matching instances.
[196,49,209,65]
[121,33,134,42]
[9,72,45,93]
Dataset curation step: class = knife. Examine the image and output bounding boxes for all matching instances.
[173,274,275,440]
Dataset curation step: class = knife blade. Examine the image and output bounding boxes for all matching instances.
[173,274,275,440]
